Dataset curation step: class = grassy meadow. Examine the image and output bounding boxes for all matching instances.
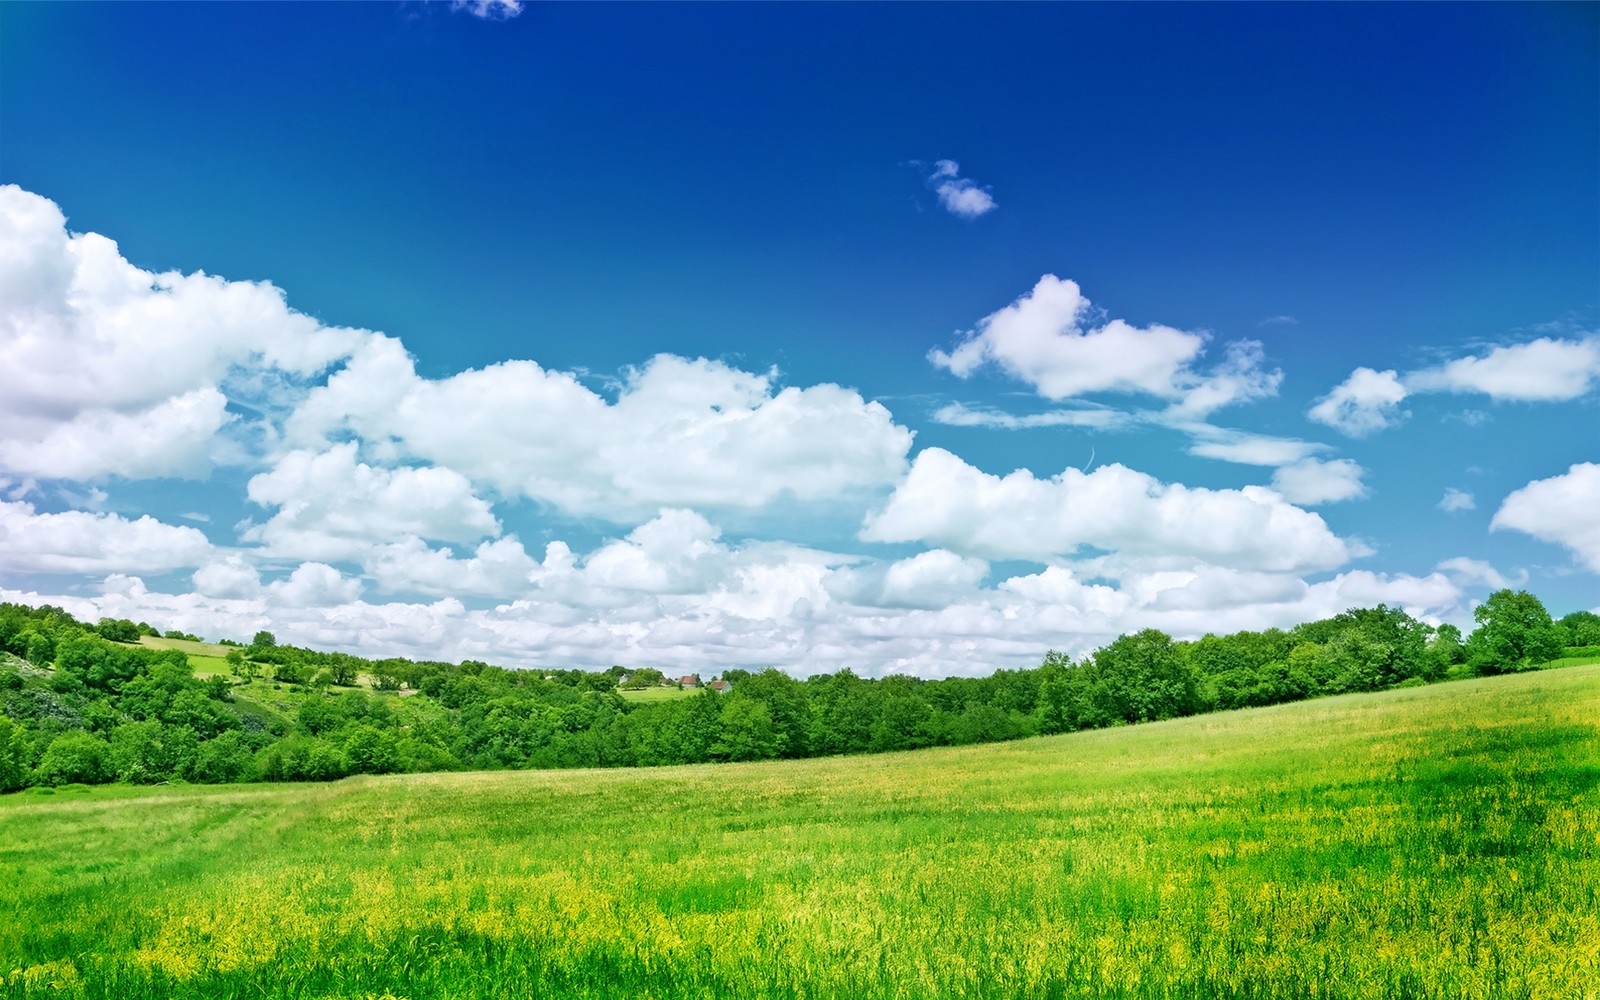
[2,666,1597,999]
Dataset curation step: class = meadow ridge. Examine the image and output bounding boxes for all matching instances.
[3,665,1597,999]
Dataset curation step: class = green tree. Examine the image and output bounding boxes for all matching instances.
[0,717,30,792]
[250,631,277,649]
[1558,610,1600,648]
[711,696,785,761]
[36,732,113,785]
[1468,589,1563,673]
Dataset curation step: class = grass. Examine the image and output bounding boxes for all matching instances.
[617,686,699,703]
[2,666,1598,999]
[133,636,234,677]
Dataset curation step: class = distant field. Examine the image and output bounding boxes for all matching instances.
[134,635,235,677]
[3,666,1597,999]
[617,685,698,702]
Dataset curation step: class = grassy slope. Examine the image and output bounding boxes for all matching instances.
[3,667,1598,999]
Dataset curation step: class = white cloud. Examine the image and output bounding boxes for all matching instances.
[1314,336,1600,438]
[193,556,263,599]
[828,549,989,610]
[1307,367,1409,437]
[930,277,1278,417]
[1438,488,1475,513]
[0,500,212,574]
[267,562,363,608]
[451,0,523,18]
[1408,336,1600,401]
[1184,428,1328,466]
[1491,462,1600,573]
[1435,556,1514,590]
[287,345,912,520]
[926,160,996,219]
[1166,340,1283,419]
[930,401,1130,430]
[0,186,371,482]
[366,536,539,598]
[862,447,1355,573]
[1270,458,1368,505]
[242,443,500,561]
[930,276,1206,400]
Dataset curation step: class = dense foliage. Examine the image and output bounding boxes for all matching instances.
[0,592,1592,791]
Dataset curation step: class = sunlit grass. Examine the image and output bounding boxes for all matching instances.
[3,666,1597,999]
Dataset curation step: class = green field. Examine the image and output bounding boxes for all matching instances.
[617,685,699,703]
[3,666,1598,999]
[132,636,236,677]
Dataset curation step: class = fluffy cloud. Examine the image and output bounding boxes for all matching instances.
[192,556,263,599]
[243,444,500,561]
[1270,458,1368,506]
[1313,336,1600,437]
[1307,367,1409,436]
[828,549,989,610]
[365,536,539,598]
[931,276,1205,400]
[287,341,912,519]
[0,500,212,574]
[925,160,997,219]
[930,276,1279,414]
[1491,462,1600,572]
[267,562,363,608]
[861,448,1355,572]
[1438,488,1475,513]
[0,186,369,481]
[1408,336,1600,400]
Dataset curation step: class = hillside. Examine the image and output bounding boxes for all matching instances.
[3,665,1596,999]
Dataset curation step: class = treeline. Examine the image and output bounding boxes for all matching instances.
[0,592,1595,791]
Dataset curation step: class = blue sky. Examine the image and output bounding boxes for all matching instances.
[1,2,1596,676]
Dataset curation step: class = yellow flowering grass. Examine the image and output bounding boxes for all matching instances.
[2,666,1597,998]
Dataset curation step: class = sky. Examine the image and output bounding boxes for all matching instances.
[1,2,1596,678]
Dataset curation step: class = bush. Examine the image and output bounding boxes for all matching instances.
[36,732,113,786]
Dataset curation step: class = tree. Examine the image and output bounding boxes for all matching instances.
[1558,610,1600,648]
[36,732,113,785]
[250,631,277,649]
[1468,589,1563,673]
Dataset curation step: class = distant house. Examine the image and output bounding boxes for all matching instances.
[679,675,701,688]
[708,678,731,694]
[617,673,632,687]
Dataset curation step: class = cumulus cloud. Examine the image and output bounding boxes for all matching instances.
[1408,336,1600,400]
[925,160,997,219]
[0,500,213,574]
[1438,488,1475,513]
[930,276,1279,415]
[287,343,912,520]
[1308,367,1409,437]
[192,556,263,599]
[1435,556,1515,590]
[1491,462,1600,572]
[267,562,363,608]
[1270,458,1368,505]
[0,186,370,481]
[242,443,500,561]
[861,447,1355,572]
[1313,335,1600,437]
[366,536,539,598]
